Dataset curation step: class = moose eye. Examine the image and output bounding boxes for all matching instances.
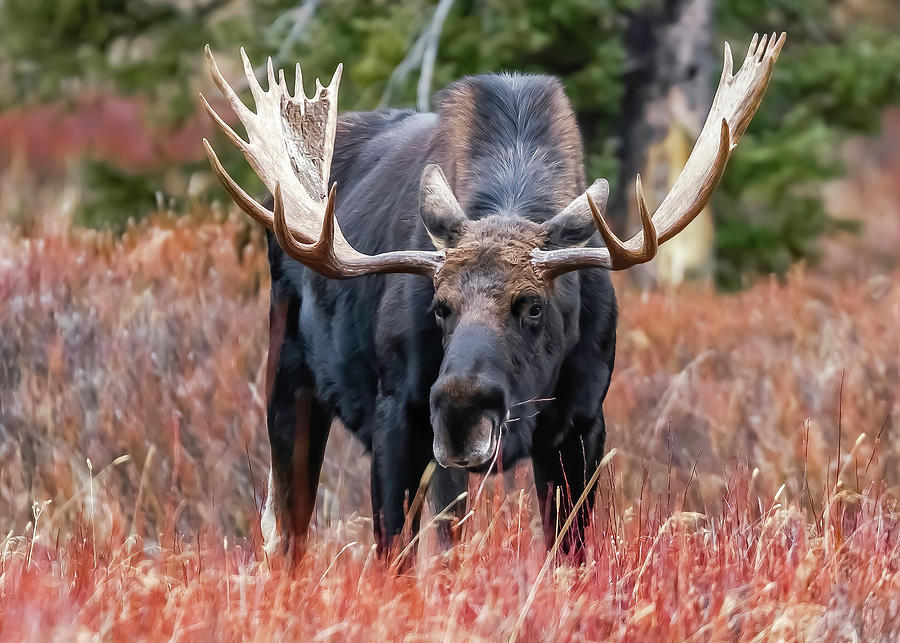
[433,301,452,321]
[515,296,545,325]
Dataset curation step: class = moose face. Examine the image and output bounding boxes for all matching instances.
[428,218,584,468]
[421,167,593,470]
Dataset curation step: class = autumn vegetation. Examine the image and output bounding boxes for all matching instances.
[2,2,900,628]
[2,134,900,638]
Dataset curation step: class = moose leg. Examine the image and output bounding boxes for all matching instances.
[532,414,606,557]
[261,298,332,558]
[429,466,468,549]
[264,383,332,558]
[371,393,434,559]
[261,298,290,556]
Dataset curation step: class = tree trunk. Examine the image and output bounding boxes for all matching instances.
[616,0,715,286]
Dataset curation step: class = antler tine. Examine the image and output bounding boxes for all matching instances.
[202,137,276,230]
[199,92,249,152]
[272,182,341,275]
[585,184,657,270]
[633,174,658,260]
[271,183,293,250]
[266,57,277,92]
[722,41,734,85]
[294,63,304,99]
[756,33,770,59]
[204,44,253,122]
[533,32,784,278]
[239,47,266,105]
[330,64,344,94]
[730,32,786,142]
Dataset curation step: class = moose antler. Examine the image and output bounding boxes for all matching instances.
[201,46,444,278]
[532,32,786,279]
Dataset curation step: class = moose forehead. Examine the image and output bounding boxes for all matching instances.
[435,216,548,306]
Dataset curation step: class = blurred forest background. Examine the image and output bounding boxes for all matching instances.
[0,0,898,289]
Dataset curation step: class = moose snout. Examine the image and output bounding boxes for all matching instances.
[430,375,505,468]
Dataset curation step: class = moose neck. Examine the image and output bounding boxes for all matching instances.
[434,73,586,224]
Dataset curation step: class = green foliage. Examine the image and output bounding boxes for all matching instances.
[0,0,228,119]
[75,160,162,231]
[0,0,898,287]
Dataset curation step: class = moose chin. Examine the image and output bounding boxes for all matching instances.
[200,32,785,558]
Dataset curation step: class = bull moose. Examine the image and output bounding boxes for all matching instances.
[200,32,785,556]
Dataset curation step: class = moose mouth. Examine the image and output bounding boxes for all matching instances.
[464,419,503,474]
[432,411,505,470]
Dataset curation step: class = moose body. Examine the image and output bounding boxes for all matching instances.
[201,32,785,557]
[264,77,616,553]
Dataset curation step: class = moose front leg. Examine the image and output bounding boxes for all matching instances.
[261,298,332,559]
[532,415,606,557]
[429,466,468,549]
[264,388,332,559]
[371,393,435,559]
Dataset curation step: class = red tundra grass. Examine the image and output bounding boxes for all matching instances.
[1,212,899,640]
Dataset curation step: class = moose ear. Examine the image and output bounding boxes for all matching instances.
[542,179,610,248]
[419,164,467,249]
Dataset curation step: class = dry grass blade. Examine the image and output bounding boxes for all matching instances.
[509,448,618,643]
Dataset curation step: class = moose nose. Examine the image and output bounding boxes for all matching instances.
[430,375,506,468]
[430,375,506,422]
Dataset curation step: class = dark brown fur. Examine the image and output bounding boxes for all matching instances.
[435,74,585,216]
